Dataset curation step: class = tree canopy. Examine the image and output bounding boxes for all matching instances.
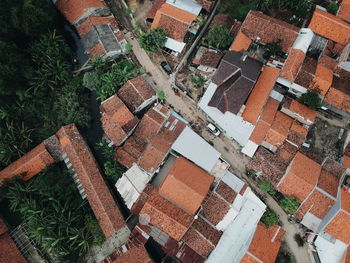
[204,25,233,49]
[261,209,279,227]
[298,91,321,109]
[139,27,167,52]
[279,196,300,214]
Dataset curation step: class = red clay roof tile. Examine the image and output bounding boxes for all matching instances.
[324,210,350,243]
[338,0,350,21]
[0,143,54,184]
[243,66,280,124]
[264,112,293,148]
[278,152,321,201]
[229,31,252,52]
[319,55,339,70]
[241,11,299,53]
[215,181,237,204]
[247,223,284,263]
[259,98,280,125]
[182,227,214,257]
[0,218,7,236]
[57,124,125,238]
[118,76,156,112]
[201,192,230,226]
[310,64,333,96]
[159,157,214,215]
[280,49,306,82]
[317,169,340,198]
[191,217,222,245]
[308,8,350,45]
[139,189,194,241]
[282,98,317,124]
[104,240,152,263]
[0,234,28,263]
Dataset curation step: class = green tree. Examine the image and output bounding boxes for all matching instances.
[263,39,284,59]
[204,25,233,49]
[258,180,276,195]
[298,91,321,109]
[191,73,205,89]
[327,2,338,15]
[139,27,167,52]
[261,209,279,227]
[280,196,300,214]
[125,42,133,51]
[157,90,166,102]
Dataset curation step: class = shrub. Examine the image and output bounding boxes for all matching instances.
[204,25,233,49]
[191,73,205,89]
[139,27,167,52]
[298,90,321,109]
[125,42,133,51]
[262,209,279,227]
[258,180,276,195]
[327,2,339,15]
[263,39,285,59]
[280,196,300,214]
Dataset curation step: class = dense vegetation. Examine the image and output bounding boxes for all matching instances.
[0,0,90,169]
[139,27,167,52]
[83,57,136,102]
[279,196,300,214]
[261,209,279,227]
[204,25,233,50]
[298,91,321,109]
[2,164,104,262]
[258,180,276,195]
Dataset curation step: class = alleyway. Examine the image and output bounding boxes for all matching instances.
[125,32,315,263]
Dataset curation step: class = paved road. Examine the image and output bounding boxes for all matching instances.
[125,32,314,263]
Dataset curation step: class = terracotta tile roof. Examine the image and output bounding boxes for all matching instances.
[102,240,152,263]
[0,218,7,236]
[198,49,223,68]
[317,169,340,198]
[287,121,308,146]
[242,66,280,124]
[240,253,260,263]
[196,0,214,12]
[159,157,213,215]
[325,40,345,57]
[247,222,284,263]
[338,0,350,21]
[137,144,165,173]
[344,155,350,168]
[319,55,339,70]
[175,243,206,263]
[118,76,156,112]
[296,189,335,220]
[191,217,222,245]
[131,184,155,215]
[249,121,271,145]
[259,98,280,125]
[324,87,350,114]
[0,233,28,263]
[229,31,252,52]
[182,227,214,257]
[309,64,333,95]
[294,57,318,88]
[241,11,299,53]
[345,246,350,263]
[215,181,237,203]
[151,3,197,41]
[89,42,106,57]
[341,188,350,212]
[0,143,54,184]
[56,0,106,25]
[278,152,322,201]
[100,95,139,146]
[282,98,317,124]
[146,0,166,19]
[201,192,230,226]
[308,7,350,45]
[57,124,125,238]
[139,189,194,241]
[276,142,298,165]
[280,49,306,82]
[324,210,350,244]
[264,112,293,148]
[76,16,116,37]
[210,13,234,28]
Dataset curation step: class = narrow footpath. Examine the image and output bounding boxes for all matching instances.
[125,32,315,263]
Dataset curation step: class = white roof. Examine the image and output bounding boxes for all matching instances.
[206,189,266,263]
[166,0,202,15]
[315,233,348,263]
[171,126,221,172]
[164,37,186,53]
[301,212,322,232]
[198,82,255,146]
[221,171,245,193]
[292,28,314,53]
[115,164,151,209]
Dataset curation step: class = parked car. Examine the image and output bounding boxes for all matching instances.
[160,61,172,74]
[207,123,220,136]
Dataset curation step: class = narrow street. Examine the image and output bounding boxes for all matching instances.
[125,32,315,263]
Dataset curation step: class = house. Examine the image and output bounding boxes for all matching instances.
[277,152,322,202]
[240,223,285,263]
[55,0,126,58]
[231,11,300,54]
[281,97,316,126]
[0,217,28,263]
[100,95,139,146]
[158,157,214,215]
[117,75,156,113]
[192,46,222,77]
[0,143,54,184]
[150,0,202,55]
[101,238,153,263]
[56,124,128,239]
[338,0,350,22]
[198,51,263,146]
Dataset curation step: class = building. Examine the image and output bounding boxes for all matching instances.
[0,217,28,263]
[55,0,127,58]
[0,143,54,184]
[149,0,202,55]
[117,75,156,113]
[56,124,128,239]
[191,46,222,77]
[100,95,139,146]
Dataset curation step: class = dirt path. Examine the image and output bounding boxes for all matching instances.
[125,32,315,263]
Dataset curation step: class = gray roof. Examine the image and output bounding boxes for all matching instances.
[171,126,221,173]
